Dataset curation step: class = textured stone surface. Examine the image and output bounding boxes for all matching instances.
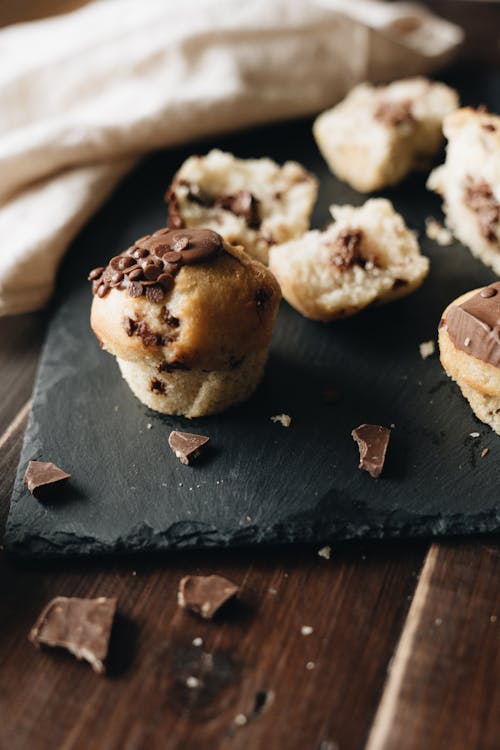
[5,114,500,559]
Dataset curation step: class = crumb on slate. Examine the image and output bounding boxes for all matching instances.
[481,448,489,458]
[425,218,453,245]
[271,413,292,427]
[469,432,480,439]
[318,546,331,560]
[419,340,435,360]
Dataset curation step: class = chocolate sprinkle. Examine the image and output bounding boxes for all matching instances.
[23,460,71,500]
[351,424,391,478]
[168,430,210,465]
[89,227,225,301]
[29,596,117,674]
[178,575,239,619]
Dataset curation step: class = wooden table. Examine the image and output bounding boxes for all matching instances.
[1,3,499,749]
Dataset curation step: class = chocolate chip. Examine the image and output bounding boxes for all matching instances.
[331,228,364,270]
[88,267,104,281]
[153,243,170,257]
[161,307,179,326]
[480,287,497,298]
[29,596,117,674]
[110,271,124,285]
[128,281,144,298]
[217,190,261,228]
[172,238,189,253]
[109,256,125,270]
[157,273,174,291]
[127,268,143,281]
[123,317,137,336]
[143,263,162,281]
[23,460,71,500]
[97,284,109,298]
[150,378,166,394]
[132,248,149,260]
[145,285,165,303]
[177,575,239,619]
[163,250,183,263]
[158,360,189,372]
[168,430,210,465]
[117,256,135,271]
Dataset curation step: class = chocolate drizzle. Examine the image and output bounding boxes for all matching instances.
[463,178,500,243]
[89,228,224,301]
[445,282,500,368]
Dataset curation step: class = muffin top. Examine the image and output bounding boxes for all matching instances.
[89,227,281,371]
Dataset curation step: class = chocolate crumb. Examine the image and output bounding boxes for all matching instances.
[178,575,239,619]
[29,596,117,674]
[23,460,71,500]
[168,431,210,465]
[351,424,391,478]
[330,229,364,270]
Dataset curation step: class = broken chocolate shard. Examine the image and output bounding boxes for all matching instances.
[178,575,239,619]
[23,460,70,500]
[168,431,210,465]
[351,424,391,478]
[29,596,117,674]
[445,282,500,368]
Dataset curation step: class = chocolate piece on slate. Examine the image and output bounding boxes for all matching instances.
[168,431,210,465]
[351,424,391,478]
[23,461,71,500]
[178,575,240,619]
[29,596,117,674]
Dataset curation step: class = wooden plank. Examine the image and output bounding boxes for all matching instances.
[0,402,428,750]
[366,541,500,750]
[0,314,45,435]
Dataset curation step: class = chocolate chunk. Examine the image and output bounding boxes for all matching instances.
[29,596,117,674]
[178,575,239,619]
[217,190,261,229]
[23,460,71,500]
[161,306,179,327]
[168,430,210,465]
[463,178,500,242]
[351,424,391,478]
[150,378,166,394]
[374,98,414,126]
[123,317,137,336]
[445,282,500,368]
[330,229,364,270]
[158,360,189,373]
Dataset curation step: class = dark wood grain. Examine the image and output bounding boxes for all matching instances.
[366,542,500,750]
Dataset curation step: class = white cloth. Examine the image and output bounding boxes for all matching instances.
[0,0,462,315]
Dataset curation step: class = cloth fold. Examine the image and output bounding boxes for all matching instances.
[0,0,463,316]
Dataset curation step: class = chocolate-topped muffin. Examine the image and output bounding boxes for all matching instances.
[89,228,280,417]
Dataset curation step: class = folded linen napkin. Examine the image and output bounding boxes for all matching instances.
[0,0,462,315]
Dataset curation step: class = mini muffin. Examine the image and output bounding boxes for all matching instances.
[269,198,429,322]
[89,228,281,418]
[165,149,318,264]
[314,77,458,192]
[438,282,500,434]
[427,107,500,275]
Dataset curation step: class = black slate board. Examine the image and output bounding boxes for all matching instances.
[6,67,500,558]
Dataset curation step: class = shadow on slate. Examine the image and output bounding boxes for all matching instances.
[5,66,500,558]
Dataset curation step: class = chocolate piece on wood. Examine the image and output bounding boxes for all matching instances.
[178,575,240,619]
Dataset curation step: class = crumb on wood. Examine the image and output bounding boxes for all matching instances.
[186,676,201,688]
[419,340,435,360]
[192,637,203,647]
[271,413,292,427]
[301,625,314,636]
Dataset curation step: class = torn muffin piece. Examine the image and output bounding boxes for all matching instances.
[427,107,500,275]
[269,198,429,322]
[165,149,318,264]
[313,77,458,192]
